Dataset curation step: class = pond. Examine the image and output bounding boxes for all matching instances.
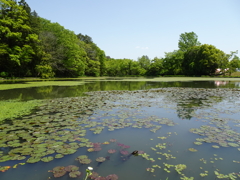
[1,78,240,180]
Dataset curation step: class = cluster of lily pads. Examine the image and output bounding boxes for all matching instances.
[48,165,119,179]
[47,139,124,179]
[88,172,118,180]
[190,124,240,149]
[49,165,81,178]
[0,89,176,167]
[1,87,240,180]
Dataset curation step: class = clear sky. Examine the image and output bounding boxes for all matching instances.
[26,0,240,60]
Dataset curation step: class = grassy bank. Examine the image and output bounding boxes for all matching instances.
[0,81,85,90]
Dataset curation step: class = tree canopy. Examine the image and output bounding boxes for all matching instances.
[0,0,239,78]
[178,32,201,52]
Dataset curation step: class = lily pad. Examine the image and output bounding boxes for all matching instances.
[228,143,239,147]
[102,141,110,145]
[123,145,130,149]
[95,177,106,180]
[69,171,81,178]
[0,166,11,172]
[27,156,41,163]
[52,166,67,178]
[188,148,197,152]
[0,155,12,162]
[106,174,118,180]
[109,139,116,142]
[41,156,54,162]
[108,149,116,154]
[96,157,106,162]
[55,154,64,159]
[194,142,202,145]
[94,147,102,151]
[65,165,79,172]
[87,148,95,152]
[88,172,99,179]
[80,158,91,164]
[76,155,88,160]
[120,150,129,155]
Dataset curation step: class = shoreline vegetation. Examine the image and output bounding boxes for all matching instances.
[1,1,240,79]
[1,76,240,91]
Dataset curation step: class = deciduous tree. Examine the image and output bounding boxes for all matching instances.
[178,32,201,52]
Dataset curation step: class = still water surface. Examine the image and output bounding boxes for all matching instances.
[0,80,239,101]
[0,80,240,180]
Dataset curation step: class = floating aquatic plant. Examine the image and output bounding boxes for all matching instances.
[55,154,64,159]
[139,153,150,160]
[156,143,167,150]
[200,158,207,164]
[117,143,124,147]
[0,166,11,172]
[95,177,106,180]
[69,171,81,178]
[152,165,161,168]
[80,158,92,164]
[188,148,197,152]
[194,142,202,145]
[200,171,208,177]
[94,147,102,151]
[138,150,144,154]
[26,156,41,163]
[102,141,110,145]
[180,176,194,180]
[50,166,67,178]
[163,163,173,173]
[228,142,239,147]
[108,149,116,153]
[109,139,117,142]
[76,155,88,160]
[146,168,155,172]
[88,171,98,179]
[122,145,130,149]
[175,164,187,174]
[120,150,129,155]
[158,137,167,140]
[13,163,25,169]
[96,157,106,162]
[162,153,176,160]
[105,174,118,180]
[41,156,54,162]
[65,165,79,172]
[87,148,95,152]
[1,85,240,180]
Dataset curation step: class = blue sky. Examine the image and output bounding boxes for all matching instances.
[26,0,240,60]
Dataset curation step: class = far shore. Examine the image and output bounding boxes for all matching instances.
[1,76,240,82]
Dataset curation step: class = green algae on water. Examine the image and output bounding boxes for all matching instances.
[0,100,42,122]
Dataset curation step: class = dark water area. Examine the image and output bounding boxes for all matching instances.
[0,80,239,101]
[1,80,240,180]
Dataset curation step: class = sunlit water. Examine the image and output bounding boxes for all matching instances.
[1,80,240,180]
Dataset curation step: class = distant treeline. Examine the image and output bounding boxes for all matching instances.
[0,0,240,78]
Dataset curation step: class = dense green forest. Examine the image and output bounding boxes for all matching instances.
[0,0,240,78]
